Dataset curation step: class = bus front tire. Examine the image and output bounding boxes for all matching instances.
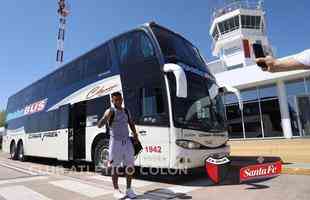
[10,142,18,160]
[93,139,111,176]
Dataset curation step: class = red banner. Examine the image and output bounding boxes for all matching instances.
[240,161,282,182]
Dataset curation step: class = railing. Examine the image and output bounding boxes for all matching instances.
[211,0,264,21]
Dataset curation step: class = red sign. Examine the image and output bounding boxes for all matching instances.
[240,161,282,182]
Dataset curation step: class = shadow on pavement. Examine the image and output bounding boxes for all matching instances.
[135,188,192,200]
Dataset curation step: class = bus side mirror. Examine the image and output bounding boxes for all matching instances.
[163,63,188,98]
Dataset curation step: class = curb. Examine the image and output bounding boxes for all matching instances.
[281,166,310,175]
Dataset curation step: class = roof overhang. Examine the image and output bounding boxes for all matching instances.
[215,64,310,89]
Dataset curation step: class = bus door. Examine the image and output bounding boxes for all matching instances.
[137,87,170,168]
[69,101,87,160]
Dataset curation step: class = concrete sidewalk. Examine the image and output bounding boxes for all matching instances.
[282,163,310,175]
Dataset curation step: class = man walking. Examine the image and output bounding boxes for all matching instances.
[98,92,139,199]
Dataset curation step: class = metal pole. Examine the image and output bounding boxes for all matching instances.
[56,0,69,67]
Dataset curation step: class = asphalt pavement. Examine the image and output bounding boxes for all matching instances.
[0,151,309,200]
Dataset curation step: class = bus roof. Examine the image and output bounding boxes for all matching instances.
[7,22,202,105]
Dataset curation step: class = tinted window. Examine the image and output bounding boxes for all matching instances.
[260,99,282,137]
[234,15,240,27]
[241,15,261,29]
[243,102,262,138]
[151,26,206,70]
[86,96,110,126]
[26,110,60,133]
[212,27,219,41]
[225,104,244,138]
[224,93,238,104]
[218,22,225,33]
[139,87,167,125]
[59,105,70,129]
[84,44,112,78]
[141,88,164,117]
[116,31,155,65]
[255,16,261,29]
[7,42,112,117]
[218,16,240,34]
[286,79,306,96]
[259,85,278,100]
[117,34,134,65]
[140,33,155,58]
[241,88,259,102]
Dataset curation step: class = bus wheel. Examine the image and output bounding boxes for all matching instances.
[94,139,111,175]
[17,142,25,162]
[10,142,17,160]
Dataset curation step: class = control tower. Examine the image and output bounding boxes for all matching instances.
[209,0,272,69]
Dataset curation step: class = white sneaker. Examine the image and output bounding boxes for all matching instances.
[126,188,137,199]
[113,189,125,199]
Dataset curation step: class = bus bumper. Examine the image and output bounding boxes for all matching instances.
[172,144,230,169]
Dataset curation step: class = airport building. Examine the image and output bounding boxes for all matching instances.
[207,0,310,161]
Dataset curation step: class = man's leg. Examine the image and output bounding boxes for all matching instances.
[112,167,119,190]
[109,139,125,198]
[125,166,135,189]
[124,139,137,198]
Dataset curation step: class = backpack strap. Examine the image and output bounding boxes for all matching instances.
[108,107,130,126]
[124,108,131,122]
[108,107,115,127]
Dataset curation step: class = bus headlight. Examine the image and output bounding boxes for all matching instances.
[176,140,202,149]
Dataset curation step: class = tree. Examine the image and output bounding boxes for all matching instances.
[0,110,4,150]
[0,110,5,127]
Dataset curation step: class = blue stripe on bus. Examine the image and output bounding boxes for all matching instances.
[6,69,120,122]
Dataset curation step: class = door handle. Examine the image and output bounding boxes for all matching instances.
[139,130,147,136]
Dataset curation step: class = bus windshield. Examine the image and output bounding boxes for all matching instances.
[151,25,207,72]
[152,25,225,132]
[168,73,226,132]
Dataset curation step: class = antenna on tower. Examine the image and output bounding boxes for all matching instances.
[56,0,70,67]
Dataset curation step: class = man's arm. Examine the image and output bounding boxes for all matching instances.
[256,50,310,73]
[97,109,112,128]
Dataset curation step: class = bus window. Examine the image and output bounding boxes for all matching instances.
[140,33,155,58]
[85,44,112,78]
[59,104,70,129]
[86,96,110,127]
[141,88,164,117]
[151,25,207,71]
[116,34,134,65]
[115,31,155,65]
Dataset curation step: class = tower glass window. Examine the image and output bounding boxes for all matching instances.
[218,15,240,35]
[241,15,261,29]
[212,27,219,41]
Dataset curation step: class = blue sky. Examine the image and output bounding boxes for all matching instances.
[0,0,309,110]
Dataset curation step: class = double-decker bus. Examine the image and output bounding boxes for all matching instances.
[2,22,230,171]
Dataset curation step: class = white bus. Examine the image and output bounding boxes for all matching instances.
[2,22,231,171]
